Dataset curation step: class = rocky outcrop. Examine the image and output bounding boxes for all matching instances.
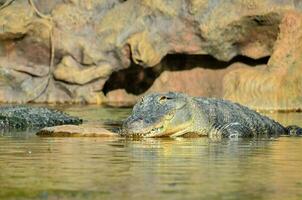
[223,11,302,111]
[0,0,302,110]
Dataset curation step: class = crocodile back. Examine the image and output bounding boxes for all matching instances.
[194,97,286,137]
[0,106,82,130]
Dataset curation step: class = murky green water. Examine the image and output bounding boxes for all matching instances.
[0,106,302,200]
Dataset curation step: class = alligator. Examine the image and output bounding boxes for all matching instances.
[0,106,82,130]
[121,92,302,138]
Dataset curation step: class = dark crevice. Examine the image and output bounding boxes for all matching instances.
[162,54,270,70]
[103,63,159,95]
[12,69,45,78]
[102,54,270,95]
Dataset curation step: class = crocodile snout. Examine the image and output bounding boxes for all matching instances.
[122,116,145,135]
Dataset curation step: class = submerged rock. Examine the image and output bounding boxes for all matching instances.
[36,124,117,137]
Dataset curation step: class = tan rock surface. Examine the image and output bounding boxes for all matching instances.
[36,124,118,137]
[223,11,302,111]
[53,56,112,85]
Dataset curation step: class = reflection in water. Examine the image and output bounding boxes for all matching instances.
[0,106,302,200]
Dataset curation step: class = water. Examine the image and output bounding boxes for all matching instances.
[0,106,302,200]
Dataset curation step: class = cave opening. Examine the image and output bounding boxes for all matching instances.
[102,54,270,95]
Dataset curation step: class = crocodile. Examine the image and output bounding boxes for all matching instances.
[0,106,82,130]
[121,92,302,138]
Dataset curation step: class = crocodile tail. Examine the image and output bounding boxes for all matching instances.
[286,125,302,136]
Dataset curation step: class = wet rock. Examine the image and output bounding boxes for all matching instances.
[36,124,118,137]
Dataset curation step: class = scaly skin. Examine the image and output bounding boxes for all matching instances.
[122,92,299,138]
[0,106,82,130]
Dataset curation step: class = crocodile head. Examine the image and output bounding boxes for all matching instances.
[122,92,194,137]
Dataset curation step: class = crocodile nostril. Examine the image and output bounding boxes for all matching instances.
[123,117,143,129]
[137,116,143,120]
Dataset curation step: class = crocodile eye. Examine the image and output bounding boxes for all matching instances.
[140,97,144,104]
[159,96,173,102]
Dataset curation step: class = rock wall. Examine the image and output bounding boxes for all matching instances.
[0,0,302,110]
